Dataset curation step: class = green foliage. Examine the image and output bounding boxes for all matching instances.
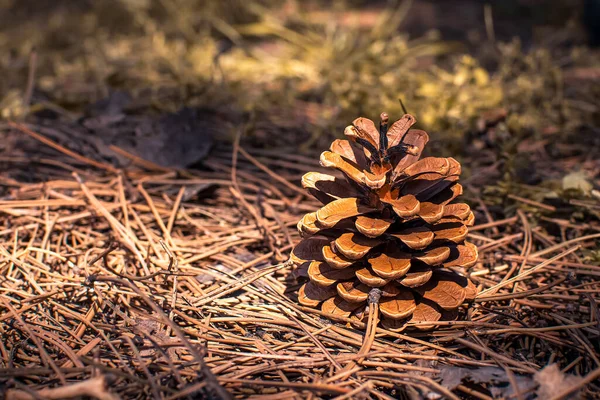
[0,0,598,152]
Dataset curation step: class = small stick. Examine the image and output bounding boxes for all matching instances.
[6,375,119,400]
[23,48,38,109]
[8,122,117,172]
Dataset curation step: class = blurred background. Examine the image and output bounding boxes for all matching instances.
[0,0,599,201]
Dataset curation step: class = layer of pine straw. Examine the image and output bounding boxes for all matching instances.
[1,123,599,400]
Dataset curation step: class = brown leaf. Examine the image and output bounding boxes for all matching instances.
[534,364,583,400]
[380,291,417,320]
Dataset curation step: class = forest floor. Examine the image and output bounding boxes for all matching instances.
[1,1,600,399]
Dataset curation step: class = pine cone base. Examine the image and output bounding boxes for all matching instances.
[291,113,478,331]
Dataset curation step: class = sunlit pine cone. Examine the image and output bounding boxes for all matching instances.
[290,113,478,331]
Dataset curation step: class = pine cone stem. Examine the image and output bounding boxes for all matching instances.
[358,301,379,362]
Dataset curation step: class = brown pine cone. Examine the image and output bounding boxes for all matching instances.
[291,113,478,331]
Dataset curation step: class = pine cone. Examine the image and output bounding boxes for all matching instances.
[291,113,478,331]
